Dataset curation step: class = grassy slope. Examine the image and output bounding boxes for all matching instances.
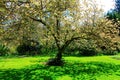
[1,56,120,80]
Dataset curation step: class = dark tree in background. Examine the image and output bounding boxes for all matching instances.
[115,0,120,12]
[107,9,118,21]
[115,0,120,35]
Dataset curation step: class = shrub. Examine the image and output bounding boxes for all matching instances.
[79,47,97,56]
[77,40,98,56]
[0,44,9,56]
[41,47,57,56]
[16,40,42,55]
[99,43,119,55]
[115,42,120,53]
[102,49,118,55]
[64,47,80,56]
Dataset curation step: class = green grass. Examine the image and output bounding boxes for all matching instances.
[1,55,120,80]
[0,56,49,69]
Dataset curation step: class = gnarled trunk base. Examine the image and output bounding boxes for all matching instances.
[46,58,64,66]
[46,51,64,66]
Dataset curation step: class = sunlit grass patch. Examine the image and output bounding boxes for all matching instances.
[64,56,120,64]
[0,56,49,69]
[1,56,120,80]
[56,75,72,80]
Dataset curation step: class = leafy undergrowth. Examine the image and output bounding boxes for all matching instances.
[1,56,120,80]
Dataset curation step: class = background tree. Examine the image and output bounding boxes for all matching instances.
[80,0,103,27]
[106,0,120,35]
[0,0,41,55]
[115,0,120,12]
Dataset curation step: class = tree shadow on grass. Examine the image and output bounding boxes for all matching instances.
[0,62,120,80]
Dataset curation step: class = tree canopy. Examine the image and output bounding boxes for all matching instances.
[0,0,119,65]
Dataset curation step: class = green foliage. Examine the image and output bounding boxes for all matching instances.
[116,42,120,52]
[16,40,42,55]
[76,40,98,56]
[115,0,120,13]
[106,10,120,21]
[41,47,57,56]
[0,0,119,57]
[106,10,120,36]
[102,49,118,55]
[0,44,9,56]
[63,40,97,56]
[79,47,97,56]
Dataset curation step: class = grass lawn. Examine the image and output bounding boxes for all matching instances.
[1,55,120,80]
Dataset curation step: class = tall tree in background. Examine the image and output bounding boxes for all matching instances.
[0,0,39,47]
[115,0,120,35]
[106,0,120,35]
[115,0,120,12]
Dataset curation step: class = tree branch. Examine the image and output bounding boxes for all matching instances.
[52,33,60,49]
[60,36,90,51]
[61,37,80,51]
[29,16,47,26]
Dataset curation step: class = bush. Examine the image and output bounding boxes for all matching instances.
[64,47,80,56]
[0,44,9,56]
[16,40,42,55]
[79,47,98,56]
[100,43,119,55]
[41,47,57,56]
[77,40,98,56]
[115,42,120,53]
[102,49,118,55]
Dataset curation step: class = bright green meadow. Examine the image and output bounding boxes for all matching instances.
[1,56,120,80]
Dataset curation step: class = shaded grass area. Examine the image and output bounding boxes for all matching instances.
[1,56,120,80]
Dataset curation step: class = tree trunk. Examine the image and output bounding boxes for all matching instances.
[55,50,62,60]
[46,37,82,66]
[46,49,64,66]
